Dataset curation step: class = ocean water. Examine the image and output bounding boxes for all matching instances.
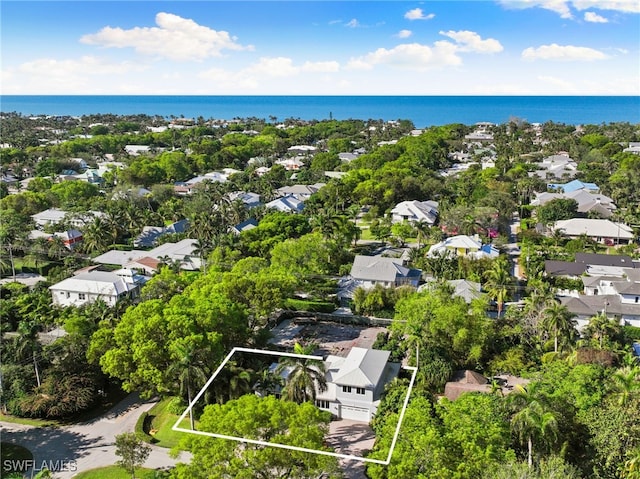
[1,95,638,128]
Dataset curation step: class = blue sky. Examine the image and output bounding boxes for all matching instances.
[1,1,638,95]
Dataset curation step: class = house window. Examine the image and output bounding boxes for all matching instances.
[356,387,365,395]
[316,400,330,409]
[342,386,352,393]
[636,297,639,303]
[78,293,86,300]
[66,292,70,298]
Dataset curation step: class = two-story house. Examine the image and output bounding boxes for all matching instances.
[560,267,640,330]
[315,347,400,422]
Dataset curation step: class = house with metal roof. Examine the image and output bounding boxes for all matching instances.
[49,270,145,307]
[547,179,599,193]
[560,268,640,330]
[552,218,634,245]
[349,255,421,289]
[390,200,439,225]
[316,347,400,422]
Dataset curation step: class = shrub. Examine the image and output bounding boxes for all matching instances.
[284,298,336,313]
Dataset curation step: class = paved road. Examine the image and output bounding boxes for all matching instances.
[0,393,191,478]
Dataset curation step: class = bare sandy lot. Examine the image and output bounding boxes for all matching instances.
[269,318,388,356]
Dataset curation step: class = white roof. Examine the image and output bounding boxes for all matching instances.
[553,219,633,239]
[93,249,148,266]
[265,195,304,213]
[325,348,391,388]
[390,200,438,224]
[350,255,421,283]
[31,208,67,223]
[49,271,137,296]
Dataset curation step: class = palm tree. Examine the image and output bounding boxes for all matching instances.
[47,235,67,260]
[227,362,253,400]
[541,301,576,353]
[508,384,558,468]
[483,257,513,318]
[414,220,430,249]
[81,217,112,254]
[584,312,620,349]
[168,342,209,430]
[275,342,327,404]
[609,366,640,406]
[16,319,42,387]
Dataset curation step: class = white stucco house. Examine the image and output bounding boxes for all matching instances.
[49,269,146,307]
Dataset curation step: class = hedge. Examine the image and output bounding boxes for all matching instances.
[283,298,336,313]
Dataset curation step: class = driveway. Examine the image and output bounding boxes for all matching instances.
[325,419,376,479]
[0,393,191,478]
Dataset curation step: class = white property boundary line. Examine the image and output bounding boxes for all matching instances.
[172,346,417,465]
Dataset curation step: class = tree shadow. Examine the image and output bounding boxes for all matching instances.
[2,426,100,473]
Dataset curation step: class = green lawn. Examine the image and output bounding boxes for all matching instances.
[0,442,33,478]
[0,414,58,428]
[142,398,194,449]
[73,465,159,479]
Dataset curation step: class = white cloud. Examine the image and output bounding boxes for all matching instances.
[345,19,360,28]
[572,0,640,13]
[584,11,609,22]
[346,42,461,71]
[2,56,147,94]
[199,56,339,90]
[347,30,501,72]
[17,56,144,76]
[397,29,413,39]
[499,0,639,18]
[522,43,608,61]
[404,8,435,20]
[498,1,573,19]
[80,12,252,62]
[439,30,504,53]
[301,61,340,73]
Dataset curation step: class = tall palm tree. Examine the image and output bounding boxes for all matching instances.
[168,342,209,430]
[275,343,327,404]
[541,301,576,353]
[483,257,513,318]
[16,320,42,387]
[508,384,558,468]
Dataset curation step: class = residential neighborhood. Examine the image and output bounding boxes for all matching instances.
[1,112,639,479]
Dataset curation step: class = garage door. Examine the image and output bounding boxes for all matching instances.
[341,405,370,422]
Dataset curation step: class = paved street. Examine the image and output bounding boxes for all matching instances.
[0,393,191,478]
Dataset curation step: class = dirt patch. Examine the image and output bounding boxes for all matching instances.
[269,319,387,357]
